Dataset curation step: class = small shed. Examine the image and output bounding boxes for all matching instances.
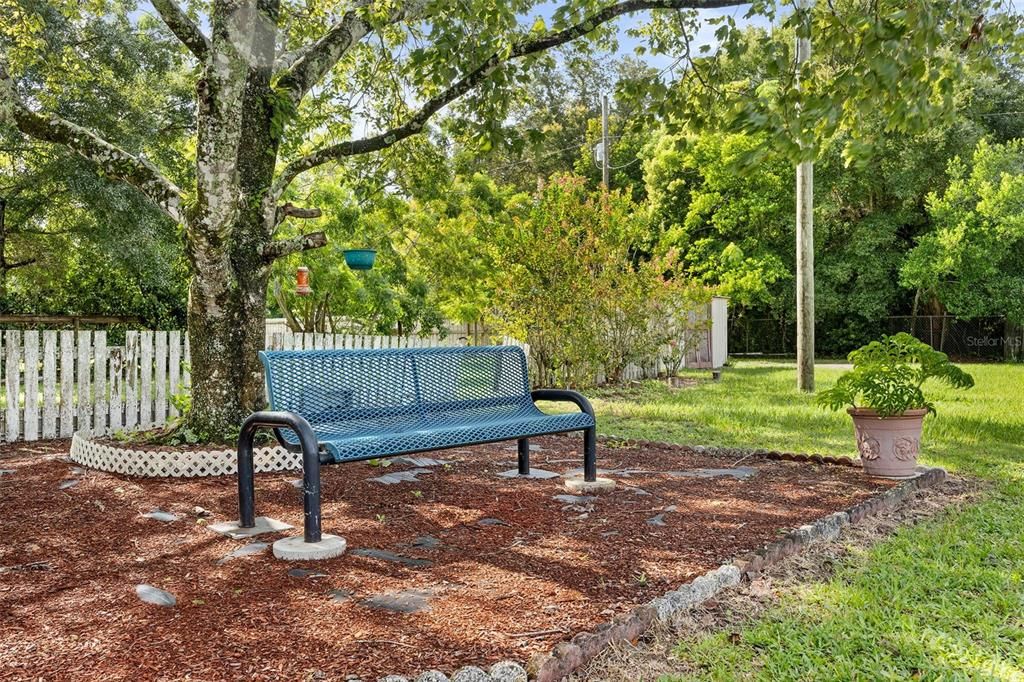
[682,296,729,370]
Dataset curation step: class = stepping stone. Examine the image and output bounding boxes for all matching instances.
[328,588,353,603]
[647,513,667,526]
[135,584,176,607]
[288,568,328,578]
[476,517,508,527]
[669,467,758,480]
[287,479,303,489]
[392,456,451,468]
[496,468,559,480]
[58,479,79,490]
[143,508,180,523]
[217,542,268,564]
[208,516,293,539]
[553,494,596,505]
[411,535,442,550]
[631,488,653,496]
[0,469,14,476]
[360,588,434,613]
[350,548,432,568]
[368,468,431,485]
[70,467,87,475]
[563,467,643,478]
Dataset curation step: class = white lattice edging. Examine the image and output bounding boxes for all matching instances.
[70,431,301,478]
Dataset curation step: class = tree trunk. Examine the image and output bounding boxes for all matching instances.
[184,230,271,439]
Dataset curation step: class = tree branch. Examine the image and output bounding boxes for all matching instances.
[151,0,211,61]
[2,258,36,271]
[275,0,427,104]
[261,231,328,261]
[1,67,184,223]
[272,0,744,196]
[276,202,323,224]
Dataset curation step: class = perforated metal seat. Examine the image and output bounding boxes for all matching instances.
[237,345,598,546]
[260,346,595,462]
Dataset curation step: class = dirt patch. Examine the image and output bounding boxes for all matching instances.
[0,435,895,681]
[567,475,986,682]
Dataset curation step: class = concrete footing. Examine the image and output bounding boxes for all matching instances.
[208,516,293,539]
[563,476,616,493]
[272,534,347,561]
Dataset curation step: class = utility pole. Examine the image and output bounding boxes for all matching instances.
[601,94,610,188]
[795,0,815,392]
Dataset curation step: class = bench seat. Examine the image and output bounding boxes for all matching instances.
[281,403,595,463]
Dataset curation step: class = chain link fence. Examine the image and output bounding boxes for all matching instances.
[730,315,1021,361]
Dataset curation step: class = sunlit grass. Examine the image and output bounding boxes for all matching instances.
[580,361,1024,681]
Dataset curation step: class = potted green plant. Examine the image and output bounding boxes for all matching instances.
[817,333,974,478]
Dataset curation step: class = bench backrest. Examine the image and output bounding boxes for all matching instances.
[259,345,532,424]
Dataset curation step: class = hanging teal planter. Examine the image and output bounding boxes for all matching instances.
[343,249,377,271]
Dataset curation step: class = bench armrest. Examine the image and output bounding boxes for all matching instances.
[531,389,595,419]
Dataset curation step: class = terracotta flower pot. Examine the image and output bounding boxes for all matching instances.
[848,407,927,478]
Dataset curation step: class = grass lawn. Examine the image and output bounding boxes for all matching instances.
[586,361,1024,681]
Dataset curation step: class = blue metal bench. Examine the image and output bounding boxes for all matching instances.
[236,345,597,547]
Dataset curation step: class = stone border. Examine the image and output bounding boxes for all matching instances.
[525,465,947,682]
[69,431,300,478]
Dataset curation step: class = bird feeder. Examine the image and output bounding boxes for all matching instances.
[343,249,377,271]
[295,266,312,296]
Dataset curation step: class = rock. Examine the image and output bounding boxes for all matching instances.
[328,588,353,603]
[378,676,410,682]
[496,468,559,480]
[488,661,527,682]
[368,468,432,485]
[451,667,491,682]
[476,517,508,527]
[192,506,211,517]
[350,548,432,568]
[135,584,176,607]
[288,568,328,578]
[217,542,268,564]
[411,535,442,550]
[361,588,434,613]
[553,494,595,505]
[669,467,758,480]
[58,479,79,490]
[143,508,180,523]
[646,513,667,526]
[0,469,14,476]
[288,479,304,489]
[392,456,451,468]
[414,672,450,682]
[70,467,87,475]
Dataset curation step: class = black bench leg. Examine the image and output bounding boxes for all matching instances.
[237,411,323,544]
[238,426,257,528]
[300,441,323,544]
[517,438,530,475]
[584,426,597,482]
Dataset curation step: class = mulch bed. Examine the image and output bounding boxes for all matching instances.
[0,436,894,681]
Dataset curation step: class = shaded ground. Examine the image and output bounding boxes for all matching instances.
[0,436,893,680]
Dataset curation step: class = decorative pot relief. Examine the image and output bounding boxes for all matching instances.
[892,436,920,461]
[857,434,881,460]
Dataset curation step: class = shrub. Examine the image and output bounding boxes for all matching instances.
[817,332,975,417]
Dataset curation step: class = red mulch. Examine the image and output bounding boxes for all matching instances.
[0,436,894,681]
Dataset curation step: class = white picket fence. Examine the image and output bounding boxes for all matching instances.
[0,328,504,443]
